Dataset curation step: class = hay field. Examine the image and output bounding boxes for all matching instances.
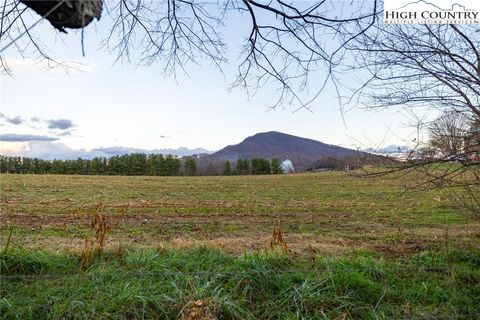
[1,172,478,256]
[1,172,479,319]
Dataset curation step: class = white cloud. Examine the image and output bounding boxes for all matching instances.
[3,58,98,78]
[0,142,28,154]
[0,141,105,160]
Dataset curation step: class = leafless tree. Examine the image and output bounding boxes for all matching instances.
[344,23,480,216]
[429,111,470,157]
[346,23,479,118]
[0,0,378,108]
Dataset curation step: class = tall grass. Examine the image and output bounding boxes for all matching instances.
[1,247,479,319]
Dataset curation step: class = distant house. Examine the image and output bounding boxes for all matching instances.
[281,159,295,173]
[464,124,480,161]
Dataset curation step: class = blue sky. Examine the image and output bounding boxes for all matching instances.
[0,1,424,158]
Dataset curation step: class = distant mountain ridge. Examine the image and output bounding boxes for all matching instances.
[2,131,370,167]
[362,145,410,154]
[3,142,212,160]
[207,131,362,169]
[94,146,211,157]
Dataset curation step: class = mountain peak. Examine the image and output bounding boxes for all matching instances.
[208,131,359,169]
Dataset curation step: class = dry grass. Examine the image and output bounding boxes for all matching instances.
[1,172,479,260]
[90,204,110,255]
[117,240,124,261]
[181,300,218,320]
[79,204,112,271]
[269,220,288,253]
[79,236,94,272]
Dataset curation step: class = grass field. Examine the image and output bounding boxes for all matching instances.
[1,172,479,319]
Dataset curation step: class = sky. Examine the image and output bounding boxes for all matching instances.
[0,1,426,159]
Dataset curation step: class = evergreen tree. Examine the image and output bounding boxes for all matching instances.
[164,155,181,176]
[271,158,282,174]
[91,157,105,175]
[184,157,197,176]
[223,161,232,175]
[236,158,249,175]
[251,158,271,175]
[0,153,184,176]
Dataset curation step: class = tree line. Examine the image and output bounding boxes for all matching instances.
[0,154,181,176]
[0,154,285,176]
[230,158,283,175]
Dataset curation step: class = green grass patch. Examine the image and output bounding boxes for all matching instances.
[1,247,479,319]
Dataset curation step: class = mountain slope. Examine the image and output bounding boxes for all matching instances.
[208,131,360,168]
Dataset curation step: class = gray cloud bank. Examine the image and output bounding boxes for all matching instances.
[0,113,24,125]
[47,119,75,130]
[0,133,58,142]
[1,113,75,132]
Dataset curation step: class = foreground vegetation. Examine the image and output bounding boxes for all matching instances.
[1,172,479,319]
[1,247,479,319]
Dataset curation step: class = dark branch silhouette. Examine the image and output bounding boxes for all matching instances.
[1,0,379,108]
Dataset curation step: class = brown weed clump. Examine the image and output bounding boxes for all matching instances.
[79,203,112,271]
[91,203,110,255]
[79,236,94,272]
[269,219,288,253]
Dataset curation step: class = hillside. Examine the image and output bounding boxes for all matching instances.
[207,131,361,169]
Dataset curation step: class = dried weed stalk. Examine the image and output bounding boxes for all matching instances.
[79,203,113,271]
[307,242,318,262]
[269,219,288,253]
[90,203,110,255]
[79,236,94,272]
[156,243,166,255]
[117,240,124,261]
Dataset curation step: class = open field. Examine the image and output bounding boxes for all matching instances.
[1,172,479,256]
[1,172,479,319]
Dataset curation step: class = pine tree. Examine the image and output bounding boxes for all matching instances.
[184,157,197,176]
[223,161,232,175]
[271,158,282,174]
